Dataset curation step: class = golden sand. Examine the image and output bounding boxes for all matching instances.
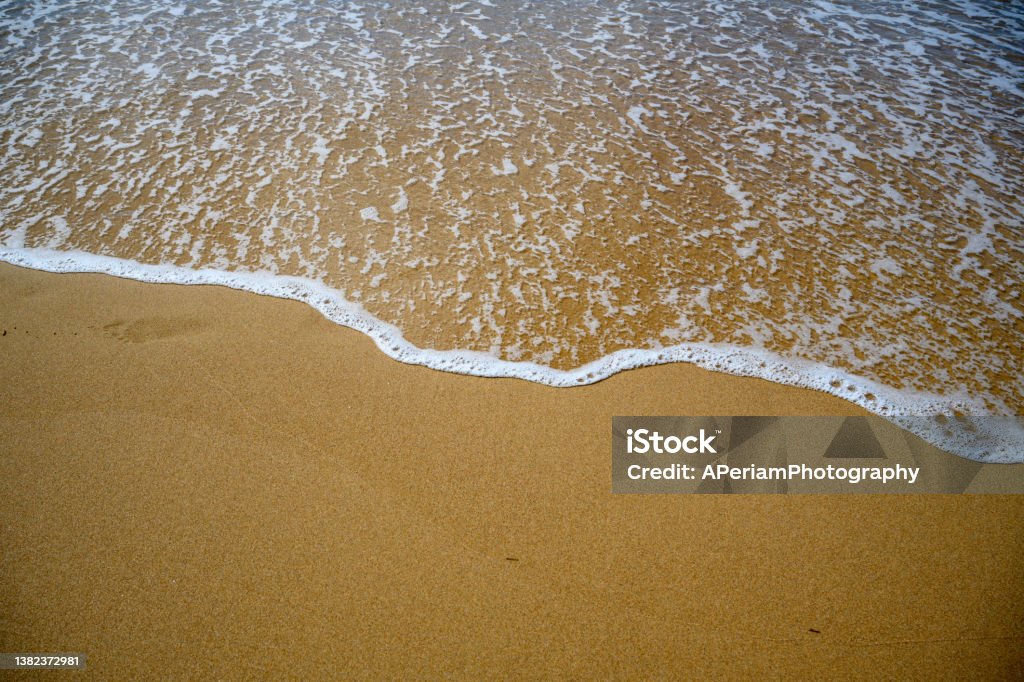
[2,262,1022,678]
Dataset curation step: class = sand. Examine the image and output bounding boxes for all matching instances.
[1,261,1022,679]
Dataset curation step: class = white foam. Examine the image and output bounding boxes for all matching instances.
[390,187,409,213]
[491,157,518,176]
[1,0,1021,463]
[1,246,1017,464]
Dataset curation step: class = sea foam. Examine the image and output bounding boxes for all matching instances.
[1,0,1022,462]
[2,246,1020,463]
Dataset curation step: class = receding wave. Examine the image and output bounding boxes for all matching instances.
[1,0,1022,461]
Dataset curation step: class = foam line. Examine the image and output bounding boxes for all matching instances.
[2,246,1019,463]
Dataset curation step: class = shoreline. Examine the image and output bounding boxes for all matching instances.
[1,249,1014,463]
[2,261,1023,677]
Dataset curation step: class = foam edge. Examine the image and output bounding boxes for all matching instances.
[1,246,1020,464]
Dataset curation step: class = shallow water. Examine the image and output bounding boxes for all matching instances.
[1,0,1022,459]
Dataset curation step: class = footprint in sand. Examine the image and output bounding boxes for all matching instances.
[102,318,205,343]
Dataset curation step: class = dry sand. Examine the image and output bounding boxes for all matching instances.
[1,261,1022,679]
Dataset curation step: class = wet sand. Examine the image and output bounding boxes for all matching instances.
[5,1,1023,415]
[1,261,1022,679]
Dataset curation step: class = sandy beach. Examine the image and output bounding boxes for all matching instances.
[2,1,1022,678]
[1,261,1022,678]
